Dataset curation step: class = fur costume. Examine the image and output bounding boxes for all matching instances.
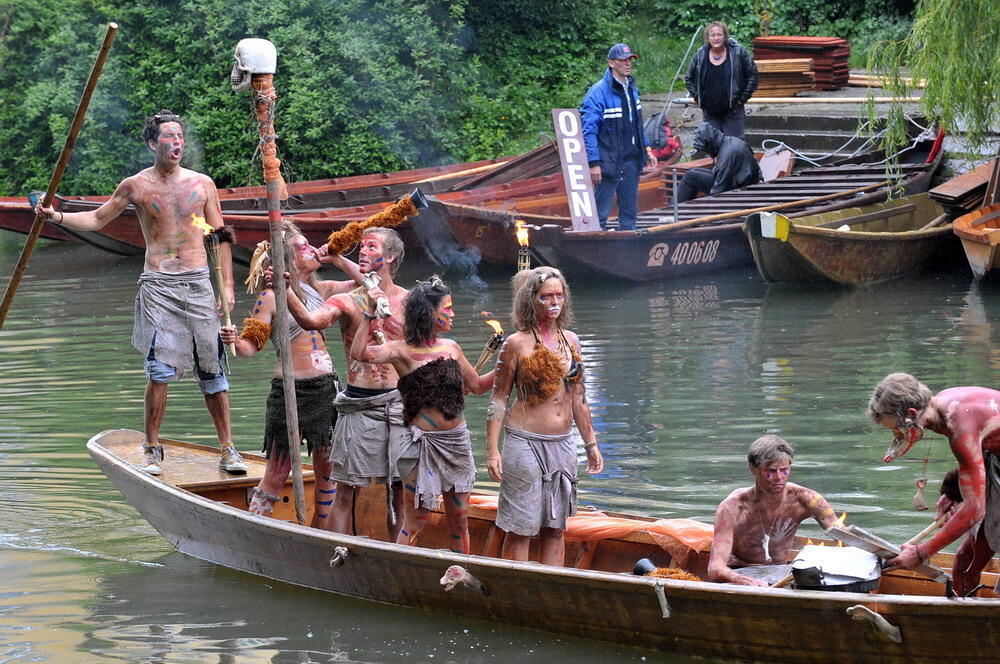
[397,358,464,425]
[516,332,583,406]
[239,317,271,351]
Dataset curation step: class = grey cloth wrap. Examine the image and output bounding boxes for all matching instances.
[983,451,1000,552]
[263,374,339,457]
[132,267,223,376]
[273,281,324,347]
[329,388,406,485]
[496,425,578,536]
[394,422,476,510]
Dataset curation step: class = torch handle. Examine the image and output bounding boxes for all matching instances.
[210,250,236,356]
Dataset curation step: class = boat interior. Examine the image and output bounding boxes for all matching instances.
[101,431,1000,599]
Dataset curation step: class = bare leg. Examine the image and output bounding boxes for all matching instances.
[443,491,471,554]
[144,380,169,447]
[311,448,335,529]
[388,484,403,542]
[538,527,566,566]
[395,470,430,546]
[953,526,995,596]
[326,483,357,534]
[204,390,233,449]
[502,532,531,561]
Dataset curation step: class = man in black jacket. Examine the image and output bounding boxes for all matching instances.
[676,123,762,203]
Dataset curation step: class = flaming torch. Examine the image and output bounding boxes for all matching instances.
[515,219,531,272]
[475,317,505,372]
[191,214,235,356]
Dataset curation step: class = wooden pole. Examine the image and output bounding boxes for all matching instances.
[0,22,118,329]
[251,72,307,526]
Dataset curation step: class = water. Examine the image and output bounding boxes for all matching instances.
[1,232,995,663]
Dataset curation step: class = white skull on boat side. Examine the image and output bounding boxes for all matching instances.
[230,38,277,92]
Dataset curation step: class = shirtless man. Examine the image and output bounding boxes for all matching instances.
[36,110,244,475]
[869,373,1000,596]
[707,435,840,586]
[220,224,362,527]
[286,226,407,535]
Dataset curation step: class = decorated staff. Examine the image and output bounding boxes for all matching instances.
[230,37,307,524]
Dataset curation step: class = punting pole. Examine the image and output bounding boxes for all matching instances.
[233,38,306,525]
[0,22,118,330]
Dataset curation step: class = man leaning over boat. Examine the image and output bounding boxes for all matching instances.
[707,435,840,586]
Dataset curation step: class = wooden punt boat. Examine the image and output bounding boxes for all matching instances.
[526,140,942,282]
[743,192,963,285]
[89,428,1000,664]
[953,202,1000,280]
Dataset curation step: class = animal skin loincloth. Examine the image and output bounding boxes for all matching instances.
[263,373,339,456]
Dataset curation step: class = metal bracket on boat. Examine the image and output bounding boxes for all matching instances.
[329,546,350,568]
[846,605,901,643]
[653,581,672,618]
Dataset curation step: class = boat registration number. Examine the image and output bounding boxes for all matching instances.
[647,240,720,267]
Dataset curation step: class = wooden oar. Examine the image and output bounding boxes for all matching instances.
[643,179,893,234]
[0,22,118,330]
[904,516,946,546]
[918,213,950,230]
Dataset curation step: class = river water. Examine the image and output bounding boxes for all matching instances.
[0,231,994,663]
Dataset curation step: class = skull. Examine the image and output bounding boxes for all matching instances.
[230,38,277,92]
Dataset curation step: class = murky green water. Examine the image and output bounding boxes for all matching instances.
[1,232,994,663]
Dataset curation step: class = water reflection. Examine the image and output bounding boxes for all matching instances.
[2,234,999,662]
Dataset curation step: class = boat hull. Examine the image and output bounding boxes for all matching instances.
[745,192,963,285]
[88,429,1000,663]
[954,202,1000,279]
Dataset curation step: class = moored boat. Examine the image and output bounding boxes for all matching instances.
[744,192,962,285]
[527,140,942,282]
[953,202,1000,280]
[89,428,1000,664]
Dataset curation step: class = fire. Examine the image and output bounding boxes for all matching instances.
[191,214,213,235]
[485,319,503,335]
[835,511,848,527]
[514,219,529,247]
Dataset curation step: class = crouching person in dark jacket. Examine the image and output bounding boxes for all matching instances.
[676,123,762,204]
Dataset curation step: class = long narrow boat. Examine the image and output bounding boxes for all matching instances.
[953,202,1000,280]
[743,192,962,285]
[89,429,1000,664]
[526,141,942,282]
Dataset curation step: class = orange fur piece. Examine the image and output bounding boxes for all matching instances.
[649,567,701,581]
[326,196,418,256]
[239,317,271,351]
[517,344,565,406]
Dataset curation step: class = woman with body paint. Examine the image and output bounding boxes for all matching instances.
[350,276,494,553]
[485,267,603,566]
[220,223,362,527]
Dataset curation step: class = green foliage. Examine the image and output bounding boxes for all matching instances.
[867,0,1000,157]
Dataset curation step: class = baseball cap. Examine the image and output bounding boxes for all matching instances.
[607,43,638,60]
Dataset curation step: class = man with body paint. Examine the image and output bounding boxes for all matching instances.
[286,226,408,536]
[350,276,494,552]
[36,109,245,476]
[869,373,1000,596]
[220,223,363,527]
[708,435,840,586]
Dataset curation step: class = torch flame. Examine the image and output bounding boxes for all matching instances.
[191,214,213,235]
[514,219,529,247]
[486,319,503,335]
[835,511,848,527]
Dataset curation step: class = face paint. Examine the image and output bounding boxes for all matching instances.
[883,420,923,462]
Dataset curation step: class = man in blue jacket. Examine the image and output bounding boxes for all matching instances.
[580,43,658,231]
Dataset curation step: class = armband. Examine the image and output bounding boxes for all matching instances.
[239,317,270,351]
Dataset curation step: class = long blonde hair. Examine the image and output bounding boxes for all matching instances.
[510,267,574,332]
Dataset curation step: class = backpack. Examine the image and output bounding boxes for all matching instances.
[644,110,682,161]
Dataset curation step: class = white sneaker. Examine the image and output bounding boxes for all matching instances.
[142,444,163,476]
[219,445,248,474]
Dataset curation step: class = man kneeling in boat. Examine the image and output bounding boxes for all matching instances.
[708,435,840,586]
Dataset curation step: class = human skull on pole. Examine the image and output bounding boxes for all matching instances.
[230,38,277,92]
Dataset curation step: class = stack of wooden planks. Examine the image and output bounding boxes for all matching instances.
[928,160,997,217]
[753,58,815,97]
[847,72,925,89]
[753,36,850,90]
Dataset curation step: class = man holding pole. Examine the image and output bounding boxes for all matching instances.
[36,109,245,476]
[869,373,1000,596]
